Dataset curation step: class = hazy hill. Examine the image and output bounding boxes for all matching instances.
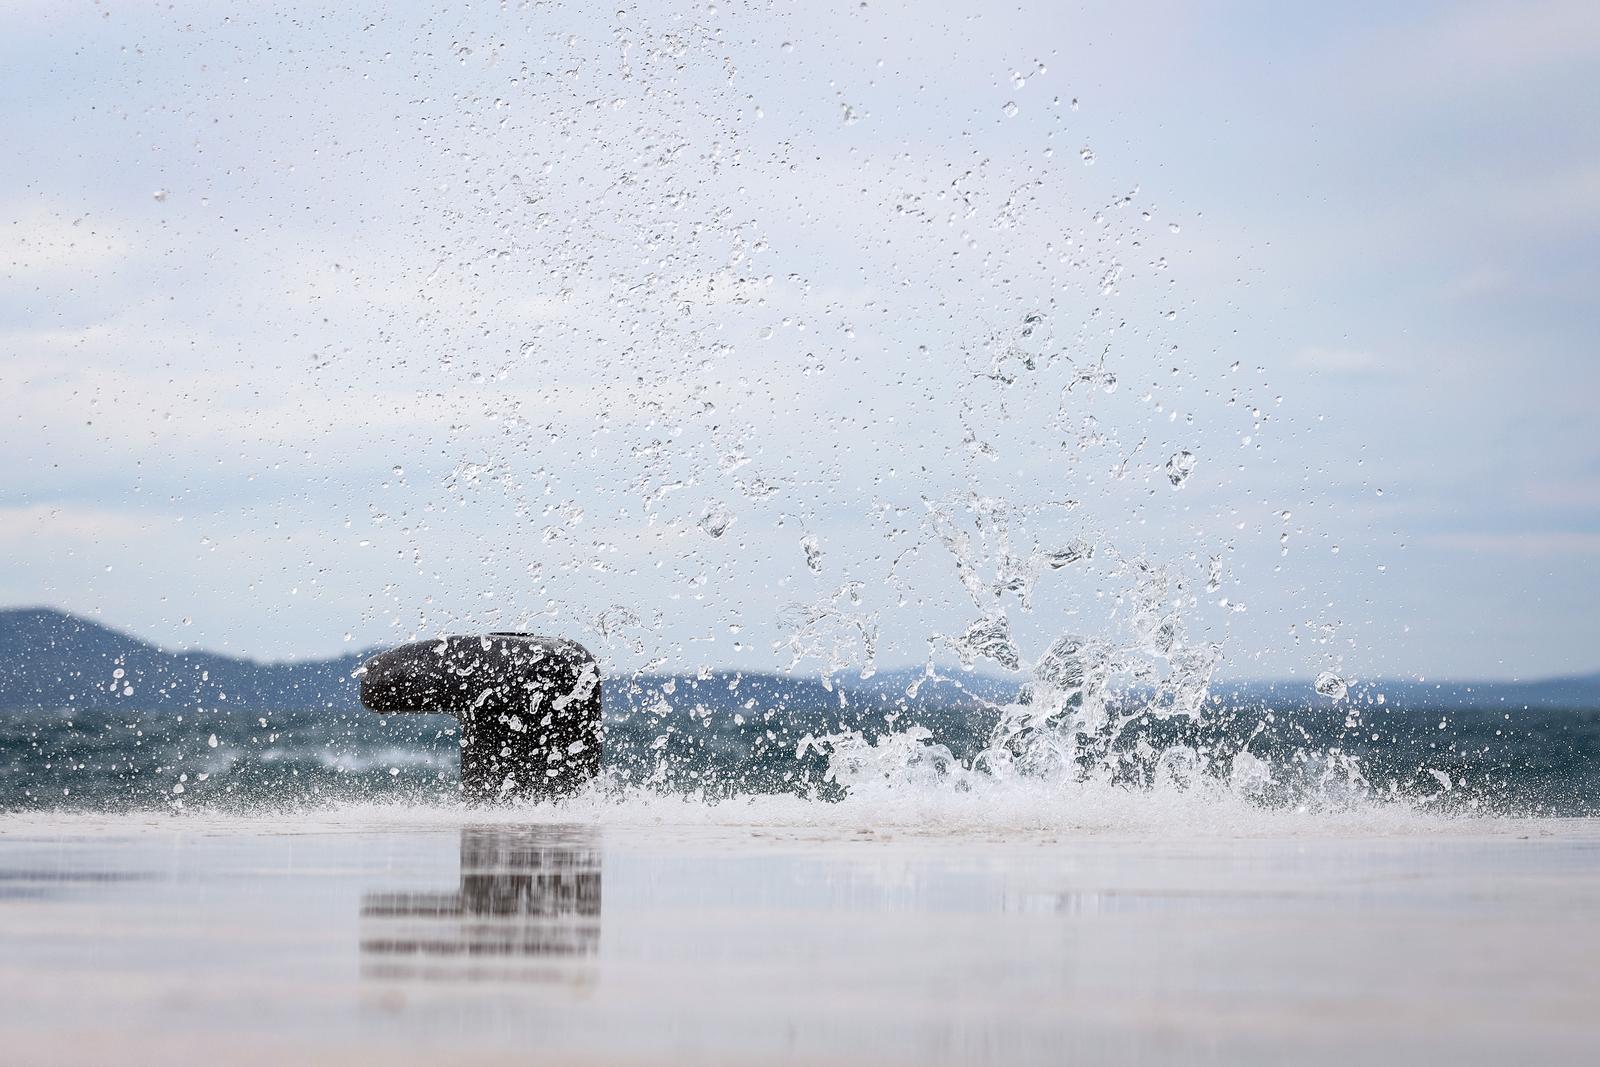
[0,607,367,714]
[1214,673,1600,711]
[3,607,1597,716]
[0,607,1000,720]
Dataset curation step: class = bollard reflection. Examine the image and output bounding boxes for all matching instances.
[360,824,601,982]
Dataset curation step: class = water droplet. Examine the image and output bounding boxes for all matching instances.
[1002,101,1019,118]
[152,189,168,202]
[954,616,1021,670]
[1315,671,1348,701]
[208,734,218,748]
[1079,147,1095,165]
[1044,540,1093,568]
[1165,450,1196,487]
[699,502,734,538]
[1035,635,1088,691]
[1010,71,1026,90]
[801,534,823,573]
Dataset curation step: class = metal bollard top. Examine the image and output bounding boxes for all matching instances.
[358,633,602,802]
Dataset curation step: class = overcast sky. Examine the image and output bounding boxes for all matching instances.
[2,1,1596,684]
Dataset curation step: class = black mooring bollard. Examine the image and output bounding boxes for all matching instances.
[358,633,602,802]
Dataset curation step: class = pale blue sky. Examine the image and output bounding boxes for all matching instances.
[2,1,1596,683]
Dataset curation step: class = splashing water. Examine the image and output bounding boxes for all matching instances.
[4,3,1572,827]
[1315,671,1350,701]
[1165,450,1197,487]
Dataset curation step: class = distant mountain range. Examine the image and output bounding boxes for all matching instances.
[0,607,1004,719]
[1214,674,1600,712]
[2,607,1597,715]
[0,607,369,714]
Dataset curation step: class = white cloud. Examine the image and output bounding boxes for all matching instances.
[1337,0,1600,104]
[0,207,129,277]
[1291,347,1384,375]
[1441,265,1515,302]
[0,503,165,547]
[1501,163,1600,232]
[1523,480,1600,511]
[1423,0,1600,82]
[671,270,775,307]
[1423,531,1600,557]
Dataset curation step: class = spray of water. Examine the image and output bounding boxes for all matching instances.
[6,4,1553,825]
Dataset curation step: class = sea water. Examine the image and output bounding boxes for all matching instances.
[4,698,1596,819]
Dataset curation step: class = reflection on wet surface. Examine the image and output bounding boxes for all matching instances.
[0,820,1597,1066]
[0,867,155,901]
[360,825,600,981]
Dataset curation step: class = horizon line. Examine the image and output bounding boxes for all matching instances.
[2,603,1596,690]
